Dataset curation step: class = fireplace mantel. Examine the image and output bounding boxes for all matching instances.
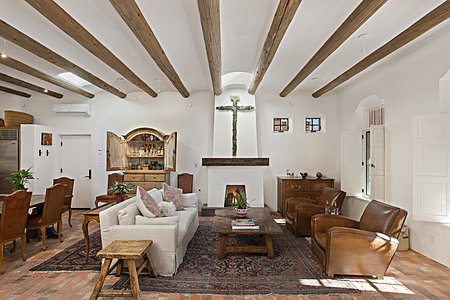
[202,157,269,166]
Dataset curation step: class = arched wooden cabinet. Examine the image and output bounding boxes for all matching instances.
[107,127,177,195]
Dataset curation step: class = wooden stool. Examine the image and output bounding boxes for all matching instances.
[90,240,156,300]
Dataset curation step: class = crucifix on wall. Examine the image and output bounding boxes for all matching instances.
[216,95,254,156]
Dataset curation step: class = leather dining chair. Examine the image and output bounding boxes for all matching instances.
[26,184,66,251]
[95,173,124,207]
[0,190,32,274]
[177,173,193,193]
[53,177,74,227]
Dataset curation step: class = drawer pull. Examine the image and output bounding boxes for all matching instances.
[290,184,302,190]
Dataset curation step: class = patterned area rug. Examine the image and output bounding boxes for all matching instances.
[29,231,101,272]
[113,223,360,295]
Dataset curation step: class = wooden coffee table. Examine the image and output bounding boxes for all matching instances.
[212,207,283,259]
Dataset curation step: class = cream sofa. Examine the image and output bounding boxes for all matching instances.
[99,189,199,276]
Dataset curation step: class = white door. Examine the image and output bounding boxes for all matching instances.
[370,125,385,201]
[59,135,92,208]
[341,131,363,197]
[413,115,450,222]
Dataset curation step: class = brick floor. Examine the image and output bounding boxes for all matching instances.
[0,210,449,299]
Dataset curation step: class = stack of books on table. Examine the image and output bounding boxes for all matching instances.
[231,218,259,230]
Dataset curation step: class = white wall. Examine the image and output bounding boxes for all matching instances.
[337,24,450,267]
[1,91,214,207]
[256,90,341,210]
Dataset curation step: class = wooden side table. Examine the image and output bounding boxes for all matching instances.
[82,203,114,262]
[90,240,156,300]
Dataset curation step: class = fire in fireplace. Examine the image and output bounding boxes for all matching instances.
[224,185,246,207]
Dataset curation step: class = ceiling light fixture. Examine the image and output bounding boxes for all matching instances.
[1,38,7,58]
[237,34,247,40]
[155,78,161,93]
[357,33,369,54]
[43,88,48,93]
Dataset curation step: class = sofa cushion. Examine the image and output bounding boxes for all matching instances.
[117,202,141,225]
[135,215,179,225]
[176,207,197,245]
[181,193,198,207]
[148,188,163,204]
[314,231,327,250]
[163,183,184,211]
[136,186,161,218]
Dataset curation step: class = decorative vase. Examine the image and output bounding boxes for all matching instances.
[115,193,125,204]
[316,171,323,179]
[300,172,308,179]
[235,208,248,216]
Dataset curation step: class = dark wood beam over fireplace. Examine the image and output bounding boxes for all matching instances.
[202,157,270,167]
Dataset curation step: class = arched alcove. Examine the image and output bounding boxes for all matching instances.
[355,95,385,129]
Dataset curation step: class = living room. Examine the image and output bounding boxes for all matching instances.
[0,0,449,299]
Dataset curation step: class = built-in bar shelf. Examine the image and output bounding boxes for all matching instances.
[202,157,269,166]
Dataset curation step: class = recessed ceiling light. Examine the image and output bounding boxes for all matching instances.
[237,34,247,40]
[43,88,48,93]
[0,53,6,59]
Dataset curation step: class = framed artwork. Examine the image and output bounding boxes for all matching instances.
[41,132,52,145]
[273,117,289,132]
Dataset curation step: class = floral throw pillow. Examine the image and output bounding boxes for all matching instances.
[136,186,161,218]
[163,183,184,211]
[158,201,176,217]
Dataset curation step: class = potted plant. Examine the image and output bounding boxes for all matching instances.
[7,167,35,191]
[234,193,249,216]
[109,181,134,203]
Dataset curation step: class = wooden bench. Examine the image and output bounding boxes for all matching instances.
[90,240,156,300]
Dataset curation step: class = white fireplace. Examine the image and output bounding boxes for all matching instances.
[203,73,268,208]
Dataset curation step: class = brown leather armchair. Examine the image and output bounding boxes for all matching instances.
[311,200,407,278]
[285,187,346,236]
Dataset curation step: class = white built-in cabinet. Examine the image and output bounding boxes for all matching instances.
[413,114,450,223]
[20,124,58,195]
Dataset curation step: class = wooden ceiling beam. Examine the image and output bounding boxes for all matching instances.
[313,2,450,98]
[249,0,302,95]
[0,56,95,98]
[0,72,63,98]
[280,0,387,97]
[109,0,189,97]
[197,0,222,95]
[0,85,31,98]
[25,0,157,98]
[0,20,126,99]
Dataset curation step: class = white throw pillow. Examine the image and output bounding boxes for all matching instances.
[181,193,198,207]
[158,201,176,217]
[136,187,160,218]
[148,188,163,204]
[135,215,179,225]
[117,202,141,225]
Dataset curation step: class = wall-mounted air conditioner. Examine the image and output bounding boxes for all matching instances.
[53,104,91,116]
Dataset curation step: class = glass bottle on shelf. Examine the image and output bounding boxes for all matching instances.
[160,146,164,156]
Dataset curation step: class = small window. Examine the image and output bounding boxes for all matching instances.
[305,117,321,133]
[273,117,289,132]
[368,107,384,126]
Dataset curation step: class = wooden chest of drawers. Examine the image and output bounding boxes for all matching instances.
[124,170,169,196]
[277,176,334,217]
